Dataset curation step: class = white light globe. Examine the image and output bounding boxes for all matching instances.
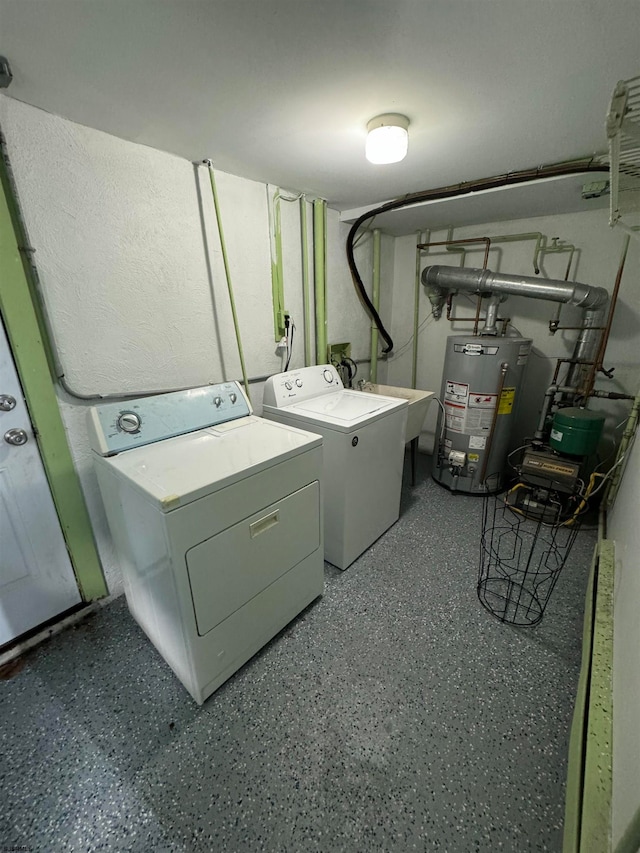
[365,114,409,164]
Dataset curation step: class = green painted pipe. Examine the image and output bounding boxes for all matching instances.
[412,229,428,388]
[267,187,283,341]
[205,162,251,401]
[605,387,640,508]
[300,197,312,366]
[370,229,381,382]
[313,199,327,364]
[268,189,287,340]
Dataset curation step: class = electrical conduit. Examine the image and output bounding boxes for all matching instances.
[205,161,251,401]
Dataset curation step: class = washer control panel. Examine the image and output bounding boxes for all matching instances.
[87,382,251,456]
[262,364,343,408]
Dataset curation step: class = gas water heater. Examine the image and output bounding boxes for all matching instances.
[433,335,532,494]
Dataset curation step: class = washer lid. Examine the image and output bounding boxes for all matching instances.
[268,389,408,433]
[94,416,322,511]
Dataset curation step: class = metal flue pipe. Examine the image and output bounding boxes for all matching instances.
[422,266,608,311]
[422,265,608,390]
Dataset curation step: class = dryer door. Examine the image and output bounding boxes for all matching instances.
[186,481,320,636]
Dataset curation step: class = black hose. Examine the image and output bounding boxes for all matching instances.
[284,321,294,371]
[346,157,608,354]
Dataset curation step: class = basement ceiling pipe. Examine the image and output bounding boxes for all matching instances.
[347,157,608,353]
[422,265,609,391]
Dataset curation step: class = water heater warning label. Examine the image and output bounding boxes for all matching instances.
[444,380,469,433]
[469,393,497,408]
[466,392,496,433]
[444,382,500,435]
[444,401,466,433]
[445,381,468,401]
[498,387,516,414]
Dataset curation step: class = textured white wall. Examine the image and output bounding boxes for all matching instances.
[0,95,385,593]
[386,210,640,454]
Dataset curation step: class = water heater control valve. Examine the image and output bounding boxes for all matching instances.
[448,450,466,468]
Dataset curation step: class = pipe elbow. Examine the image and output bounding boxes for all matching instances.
[571,283,609,309]
[421,265,441,288]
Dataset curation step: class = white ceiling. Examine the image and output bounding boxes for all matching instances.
[1,0,639,218]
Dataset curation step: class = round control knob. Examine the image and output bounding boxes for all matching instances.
[214,396,222,408]
[117,412,141,434]
[230,392,237,404]
[323,369,333,383]
[296,379,303,388]
[285,381,292,390]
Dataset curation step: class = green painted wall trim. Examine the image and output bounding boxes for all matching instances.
[563,538,614,853]
[0,157,107,601]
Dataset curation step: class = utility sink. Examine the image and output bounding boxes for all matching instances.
[358,383,434,442]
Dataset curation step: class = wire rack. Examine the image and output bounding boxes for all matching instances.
[478,481,581,626]
[607,74,640,233]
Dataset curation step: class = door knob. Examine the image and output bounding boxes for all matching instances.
[4,428,28,446]
[0,394,17,412]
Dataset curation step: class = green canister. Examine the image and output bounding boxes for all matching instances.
[549,407,605,456]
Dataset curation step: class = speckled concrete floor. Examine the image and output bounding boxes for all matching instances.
[1,455,595,853]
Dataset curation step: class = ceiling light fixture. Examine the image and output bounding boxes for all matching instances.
[365,113,410,165]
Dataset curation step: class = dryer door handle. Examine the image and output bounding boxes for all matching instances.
[249,510,280,538]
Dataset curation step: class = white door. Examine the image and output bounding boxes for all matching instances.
[0,319,81,646]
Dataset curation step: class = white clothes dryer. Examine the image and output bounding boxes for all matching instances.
[88,383,323,704]
[263,365,408,570]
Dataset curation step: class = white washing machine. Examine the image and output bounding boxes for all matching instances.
[263,365,408,570]
[88,382,324,705]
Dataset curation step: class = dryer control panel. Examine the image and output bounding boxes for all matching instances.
[87,382,251,456]
[263,364,343,408]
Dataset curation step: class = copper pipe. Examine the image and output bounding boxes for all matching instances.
[445,295,506,331]
[473,294,483,335]
[583,234,630,397]
[550,325,606,331]
[417,236,491,268]
[551,357,596,385]
[481,362,509,485]
[422,237,492,334]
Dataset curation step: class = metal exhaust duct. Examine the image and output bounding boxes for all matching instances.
[421,266,608,311]
[421,265,608,389]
